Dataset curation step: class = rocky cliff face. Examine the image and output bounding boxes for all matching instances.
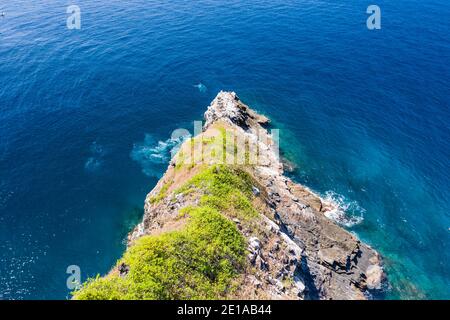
[127,91,385,300]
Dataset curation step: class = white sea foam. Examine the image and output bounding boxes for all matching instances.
[84,141,105,172]
[89,141,104,155]
[84,157,102,172]
[193,83,207,93]
[322,191,365,227]
[131,133,190,177]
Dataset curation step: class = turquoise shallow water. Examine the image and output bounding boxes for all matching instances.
[0,0,449,299]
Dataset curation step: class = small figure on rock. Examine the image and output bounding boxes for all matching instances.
[118,263,130,277]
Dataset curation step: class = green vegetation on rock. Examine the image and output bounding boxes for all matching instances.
[149,182,171,204]
[176,165,258,221]
[73,206,245,300]
[73,165,258,300]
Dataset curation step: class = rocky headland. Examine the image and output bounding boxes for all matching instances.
[74,92,384,300]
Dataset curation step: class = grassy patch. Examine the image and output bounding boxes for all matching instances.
[73,206,246,300]
[149,182,172,204]
[174,126,234,169]
[73,161,260,300]
[176,165,258,220]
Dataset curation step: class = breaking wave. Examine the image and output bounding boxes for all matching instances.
[131,133,190,177]
[321,191,365,227]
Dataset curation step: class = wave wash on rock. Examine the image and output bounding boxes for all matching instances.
[73,92,385,300]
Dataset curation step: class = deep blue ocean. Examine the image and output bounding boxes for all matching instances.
[0,0,448,299]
